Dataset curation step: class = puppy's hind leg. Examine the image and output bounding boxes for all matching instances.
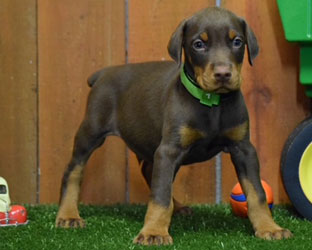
[56,118,107,228]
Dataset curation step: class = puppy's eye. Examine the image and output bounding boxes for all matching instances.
[232,37,244,48]
[193,39,206,51]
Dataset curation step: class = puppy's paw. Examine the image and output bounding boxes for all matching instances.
[174,206,193,216]
[173,198,193,216]
[255,228,292,240]
[133,233,173,246]
[55,217,86,228]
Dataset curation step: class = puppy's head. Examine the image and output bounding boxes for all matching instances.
[168,7,259,93]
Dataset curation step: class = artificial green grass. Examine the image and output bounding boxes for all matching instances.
[1,204,311,250]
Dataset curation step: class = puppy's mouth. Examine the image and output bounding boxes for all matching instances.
[214,86,232,94]
[198,80,240,94]
[196,75,241,94]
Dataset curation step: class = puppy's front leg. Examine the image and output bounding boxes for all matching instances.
[134,143,182,246]
[229,140,292,240]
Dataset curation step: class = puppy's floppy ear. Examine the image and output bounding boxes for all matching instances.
[241,19,259,66]
[167,19,187,66]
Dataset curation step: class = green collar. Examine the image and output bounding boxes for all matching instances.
[180,67,220,107]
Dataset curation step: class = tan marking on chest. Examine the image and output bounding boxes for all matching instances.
[224,121,248,141]
[180,126,206,148]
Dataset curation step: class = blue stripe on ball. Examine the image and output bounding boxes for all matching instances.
[231,194,246,202]
[231,194,274,210]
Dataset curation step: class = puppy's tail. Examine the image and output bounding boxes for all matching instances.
[87,70,102,87]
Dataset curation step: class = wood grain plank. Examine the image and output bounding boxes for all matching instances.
[128,0,217,204]
[221,0,310,203]
[0,0,37,203]
[38,0,127,204]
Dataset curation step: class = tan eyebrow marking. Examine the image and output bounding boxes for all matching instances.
[229,29,238,40]
[200,32,209,42]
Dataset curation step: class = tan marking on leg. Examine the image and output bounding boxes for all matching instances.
[134,199,174,245]
[56,164,85,228]
[241,179,292,240]
[224,121,248,141]
[200,32,209,42]
[180,126,206,148]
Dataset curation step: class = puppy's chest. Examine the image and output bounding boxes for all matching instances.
[178,120,248,164]
[179,117,248,149]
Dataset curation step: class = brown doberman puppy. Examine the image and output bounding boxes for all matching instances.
[55,7,292,245]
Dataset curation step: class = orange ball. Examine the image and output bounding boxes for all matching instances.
[230,180,274,217]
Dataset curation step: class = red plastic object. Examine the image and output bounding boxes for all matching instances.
[0,205,28,226]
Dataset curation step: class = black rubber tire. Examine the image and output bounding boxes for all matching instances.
[281,117,312,221]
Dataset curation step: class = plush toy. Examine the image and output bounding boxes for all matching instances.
[0,177,28,226]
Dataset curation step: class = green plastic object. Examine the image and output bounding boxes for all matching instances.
[277,0,312,98]
[277,0,312,42]
[301,46,312,97]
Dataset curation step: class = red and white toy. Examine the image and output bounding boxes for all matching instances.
[0,177,28,226]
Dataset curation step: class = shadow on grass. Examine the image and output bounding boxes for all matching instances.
[172,205,254,237]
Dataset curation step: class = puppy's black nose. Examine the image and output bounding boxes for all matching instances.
[214,65,232,82]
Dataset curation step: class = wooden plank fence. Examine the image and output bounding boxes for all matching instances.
[0,0,309,205]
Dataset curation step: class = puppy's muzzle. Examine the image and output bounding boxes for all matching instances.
[213,63,232,83]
